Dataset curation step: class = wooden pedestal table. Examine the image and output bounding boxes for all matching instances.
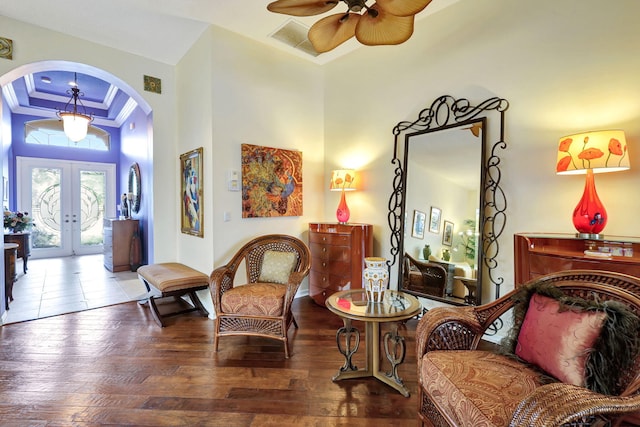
[455,276,477,305]
[325,289,421,397]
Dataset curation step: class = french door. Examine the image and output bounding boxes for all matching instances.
[17,157,116,258]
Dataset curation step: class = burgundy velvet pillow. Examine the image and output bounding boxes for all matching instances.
[515,293,607,386]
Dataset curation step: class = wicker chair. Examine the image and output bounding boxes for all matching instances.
[416,270,640,427]
[404,253,448,298]
[209,234,311,358]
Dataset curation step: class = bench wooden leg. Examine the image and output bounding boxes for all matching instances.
[148,297,166,327]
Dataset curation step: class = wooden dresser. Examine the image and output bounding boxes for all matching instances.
[514,233,640,287]
[103,219,139,272]
[308,223,373,306]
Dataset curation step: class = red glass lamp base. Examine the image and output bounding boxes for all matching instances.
[336,190,350,224]
[572,169,607,236]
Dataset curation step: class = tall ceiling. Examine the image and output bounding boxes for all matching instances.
[1,0,460,65]
[1,0,460,125]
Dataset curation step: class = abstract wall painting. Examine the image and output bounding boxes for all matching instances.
[241,144,303,218]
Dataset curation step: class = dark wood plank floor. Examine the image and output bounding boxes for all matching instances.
[0,296,421,426]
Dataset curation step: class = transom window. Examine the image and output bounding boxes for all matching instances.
[25,119,110,151]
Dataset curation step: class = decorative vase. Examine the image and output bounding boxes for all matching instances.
[336,190,350,223]
[362,257,389,303]
[442,249,451,261]
[422,245,431,260]
[572,169,607,235]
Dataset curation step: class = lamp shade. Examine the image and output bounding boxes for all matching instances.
[556,130,630,175]
[329,169,357,191]
[60,112,91,142]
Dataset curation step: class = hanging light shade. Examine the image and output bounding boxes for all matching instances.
[57,73,93,142]
[267,0,433,53]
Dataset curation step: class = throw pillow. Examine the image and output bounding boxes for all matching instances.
[501,282,640,395]
[515,293,606,386]
[258,250,298,284]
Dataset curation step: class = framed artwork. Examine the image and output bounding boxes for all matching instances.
[411,209,426,239]
[442,220,454,246]
[241,144,303,218]
[429,206,441,234]
[180,147,204,237]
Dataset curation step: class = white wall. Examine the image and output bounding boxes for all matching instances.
[176,26,326,300]
[323,0,640,303]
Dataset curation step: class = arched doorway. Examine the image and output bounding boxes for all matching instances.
[0,60,155,321]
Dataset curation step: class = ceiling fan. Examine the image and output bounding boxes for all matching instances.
[267,0,433,53]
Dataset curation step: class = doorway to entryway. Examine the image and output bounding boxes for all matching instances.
[17,157,116,258]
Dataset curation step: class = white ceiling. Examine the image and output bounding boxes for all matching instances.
[1,0,461,65]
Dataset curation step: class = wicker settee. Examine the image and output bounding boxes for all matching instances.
[416,270,640,426]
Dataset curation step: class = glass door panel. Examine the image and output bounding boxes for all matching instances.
[30,167,64,251]
[17,157,115,259]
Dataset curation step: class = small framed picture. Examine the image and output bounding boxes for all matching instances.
[180,147,204,237]
[411,209,426,239]
[429,206,441,234]
[442,220,454,246]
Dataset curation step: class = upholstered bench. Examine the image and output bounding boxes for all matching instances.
[137,263,209,327]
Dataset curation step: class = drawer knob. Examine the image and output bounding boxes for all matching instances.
[322,262,326,267]
[322,277,326,282]
[322,247,327,252]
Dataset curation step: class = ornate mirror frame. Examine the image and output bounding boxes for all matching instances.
[388,95,509,304]
[128,162,141,214]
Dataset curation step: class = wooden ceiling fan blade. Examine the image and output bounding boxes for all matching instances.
[355,6,414,46]
[375,0,433,17]
[267,0,339,17]
[308,13,360,53]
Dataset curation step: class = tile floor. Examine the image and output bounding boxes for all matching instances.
[2,254,149,324]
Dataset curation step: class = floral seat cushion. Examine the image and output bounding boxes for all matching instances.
[221,283,286,316]
[422,350,547,427]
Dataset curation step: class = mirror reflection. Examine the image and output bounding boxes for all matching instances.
[402,121,484,305]
[388,95,509,306]
[128,162,141,214]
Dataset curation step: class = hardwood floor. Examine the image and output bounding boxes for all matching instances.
[0,296,421,426]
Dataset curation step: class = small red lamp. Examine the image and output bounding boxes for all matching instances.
[330,169,356,224]
[556,130,630,238]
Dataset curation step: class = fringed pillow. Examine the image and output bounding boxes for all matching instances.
[501,282,640,395]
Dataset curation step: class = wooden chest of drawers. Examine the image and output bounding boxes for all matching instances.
[103,219,139,272]
[308,223,373,306]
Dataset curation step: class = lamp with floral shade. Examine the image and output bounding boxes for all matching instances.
[329,169,356,223]
[556,130,630,238]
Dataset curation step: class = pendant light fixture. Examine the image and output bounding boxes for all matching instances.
[267,0,433,53]
[57,72,93,142]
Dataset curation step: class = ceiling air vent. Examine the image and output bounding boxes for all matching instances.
[270,19,319,57]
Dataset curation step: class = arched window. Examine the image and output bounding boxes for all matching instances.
[24,119,110,151]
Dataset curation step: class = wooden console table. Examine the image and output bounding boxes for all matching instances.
[4,232,31,274]
[514,233,640,287]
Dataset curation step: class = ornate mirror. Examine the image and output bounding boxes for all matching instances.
[128,162,141,214]
[388,95,509,306]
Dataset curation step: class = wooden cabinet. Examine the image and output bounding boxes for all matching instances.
[4,232,31,274]
[514,233,640,287]
[308,223,373,306]
[103,219,139,272]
